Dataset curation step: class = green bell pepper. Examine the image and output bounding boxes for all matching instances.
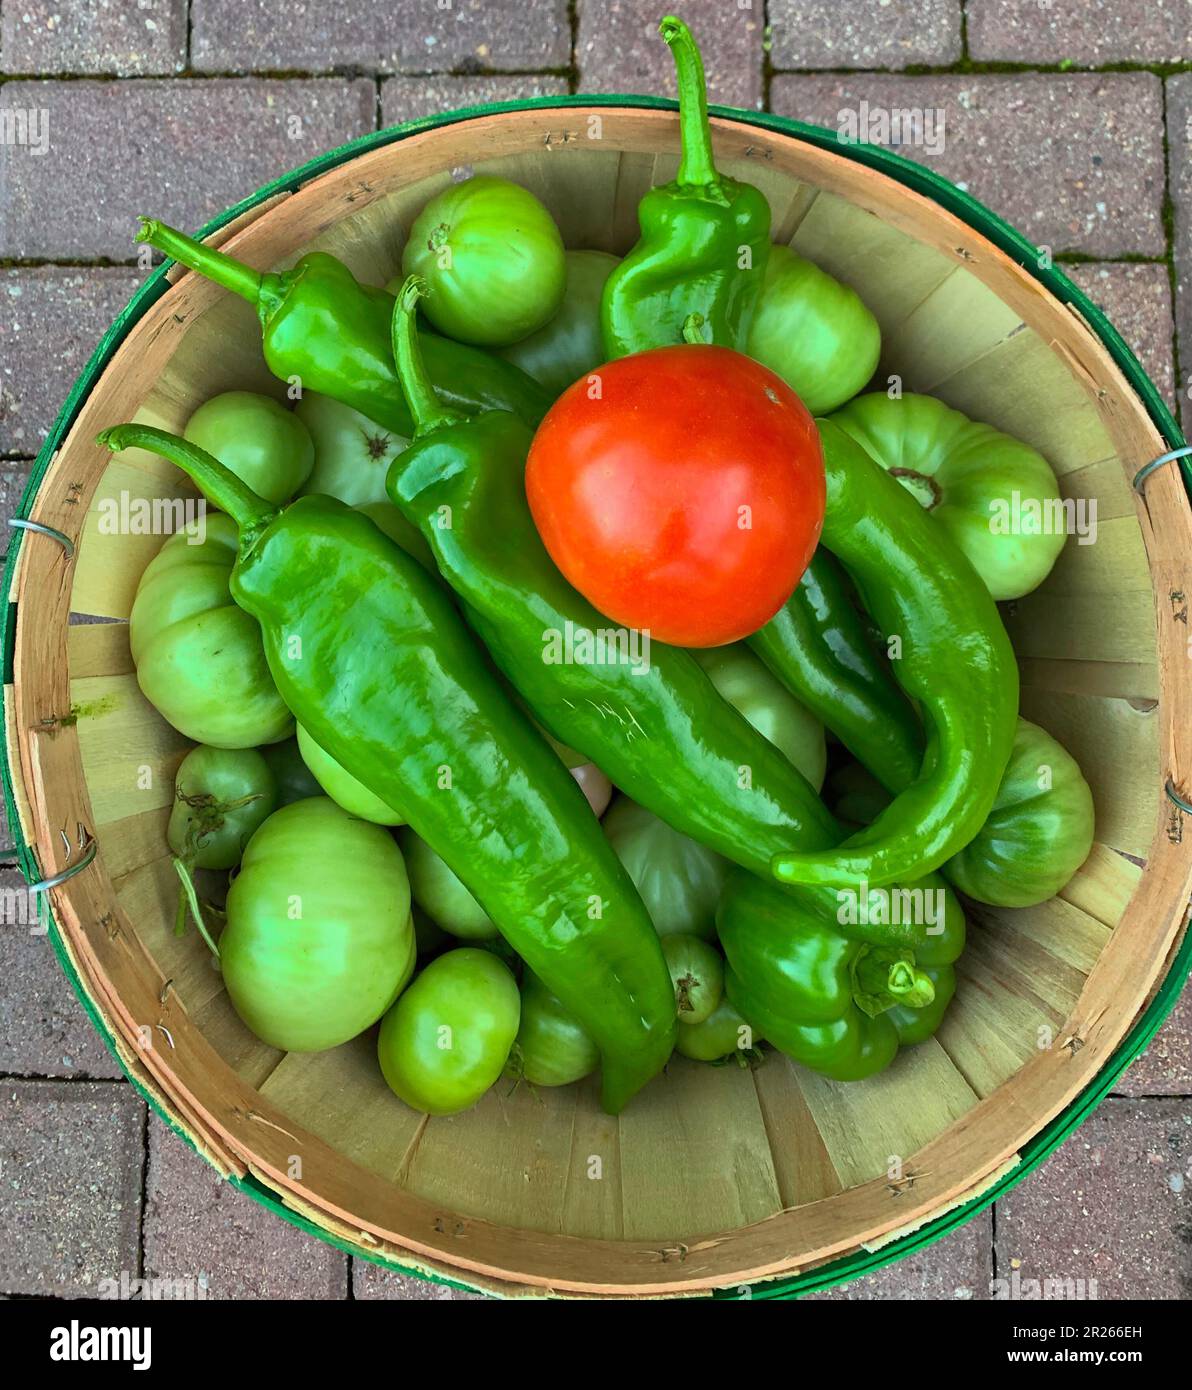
[601,17,771,357]
[135,219,551,439]
[831,391,1067,601]
[98,423,676,1115]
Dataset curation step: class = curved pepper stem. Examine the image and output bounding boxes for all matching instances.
[660,16,719,189]
[96,424,278,537]
[136,218,286,319]
[390,275,466,439]
[852,946,936,1017]
[681,312,709,345]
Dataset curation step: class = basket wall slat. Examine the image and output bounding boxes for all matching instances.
[1060,842,1142,928]
[1004,590,1156,664]
[191,990,283,1089]
[966,909,1089,1019]
[560,1075,625,1240]
[68,622,134,678]
[752,1060,846,1208]
[935,970,1044,1096]
[978,896,1112,977]
[1017,658,1158,702]
[95,806,172,881]
[1038,518,1153,596]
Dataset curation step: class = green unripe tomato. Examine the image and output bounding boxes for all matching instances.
[499,250,618,397]
[184,391,314,504]
[674,997,762,1063]
[295,391,407,506]
[398,828,497,940]
[295,723,404,826]
[221,798,413,1051]
[167,745,277,870]
[378,948,521,1115]
[401,175,566,347]
[257,737,323,807]
[130,512,293,748]
[945,719,1095,907]
[510,971,599,1087]
[747,246,881,416]
[603,796,728,940]
[692,644,827,791]
[662,934,725,1026]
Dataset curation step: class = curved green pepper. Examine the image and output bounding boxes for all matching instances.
[97,424,675,1115]
[385,278,842,881]
[748,549,923,795]
[601,17,771,357]
[718,867,964,1081]
[135,219,551,438]
[772,420,1019,889]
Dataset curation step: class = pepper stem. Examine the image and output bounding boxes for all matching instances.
[136,217,286,318]
[682,312,709,345]
[660,16,719,189]
[390,275,465,439]
[96,425,277,536]
[852,946,936,1017]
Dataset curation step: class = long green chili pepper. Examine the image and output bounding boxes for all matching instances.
[748,549,924,795]
[385,276,844,879]
[600,16,771,357]
[772,420,1019,890]
[96,423,675,1115]
[135,219,551,437]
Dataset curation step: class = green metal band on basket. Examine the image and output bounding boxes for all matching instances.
[1133,445,1192,493]
[2,95,1190,1304]
[7,517,76,559]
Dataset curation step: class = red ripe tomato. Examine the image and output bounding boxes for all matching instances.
[525,344,824,647]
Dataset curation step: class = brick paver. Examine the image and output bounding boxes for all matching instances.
[806,1211,994,1300]
[0,1081,144,1296]
[382,75,569,127]
[1067,262,1177,408]
[0,79,376,259]
[968,0,1191,66]
[0,0,187,76]
[144,1118,350,1299]
[576,0,764,109]
[0,268,144,454]
[0,869,123,1079]
[996,1098,1192,1300]
[1169,76,1192,425]
[1116,987,1192,1097]
[192,0,571,75]
[770,74,1166,258]
[769,0,962,71]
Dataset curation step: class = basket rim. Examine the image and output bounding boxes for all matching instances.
[2,94,1189,1302]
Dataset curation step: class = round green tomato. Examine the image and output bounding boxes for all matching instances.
[662,934,724,1026]
[510,970,599,1087]
[402,175,566,347]
[603,796,728,940]
[295,391,407,506]
[258,736,323,807]
[747,246,881,416]
[692,644,826,790]
[295,723,404,826]
[184,391,314,504]
[167,745,277,870]
[377,948,520,1115]
[130,512,293,748]
[399,828,497,940]
[946,718,1095,907]
[674,997,762,1063]
[499,250,618,397]
[221,797,413,1051]
[831,391,1066,601]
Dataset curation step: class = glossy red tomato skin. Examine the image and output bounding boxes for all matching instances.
[525,344,825,647]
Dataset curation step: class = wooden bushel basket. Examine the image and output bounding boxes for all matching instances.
[4,100,1192,1299]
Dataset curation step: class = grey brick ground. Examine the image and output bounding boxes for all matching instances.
[382,75,569,127]
[144,1118,350,1299]
[1116,988,1192,1097]
[769,0,962,71]
[191,0,571,75]
[0,0,187,76]
[0,1081,144,1296]
[0,79,376,259]
[0,869,123,1078]
[576,0,764,109]
[771,74,1167,258]
[996,1098,1192,1300]
[0,268,144,454]
[806,1211,994,1300]
[1170,76,1192,425]
[353,1260,489,1300]
[1067,262,1177,408]
[968,0,1191,66]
